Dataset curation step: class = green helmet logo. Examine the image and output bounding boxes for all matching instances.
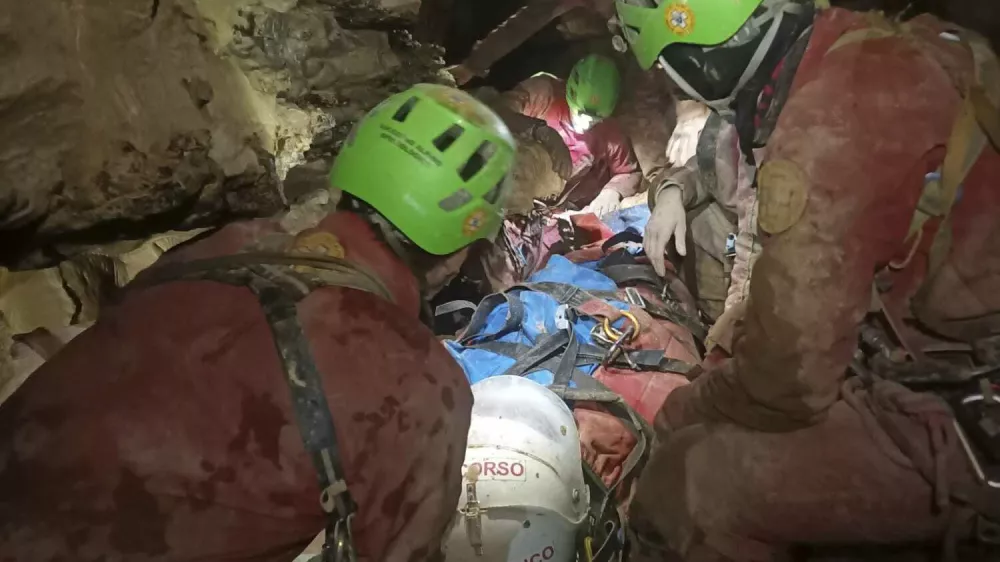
[615,0,765,70]
[566,54,621,119]
[329,84,517,256]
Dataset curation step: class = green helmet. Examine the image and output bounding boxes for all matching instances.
[566,55,622,119]
[330,84,517,256]
[615,0,764,70]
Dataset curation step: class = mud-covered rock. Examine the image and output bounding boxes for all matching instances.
[0,0,442,269]
[0,0,284,257]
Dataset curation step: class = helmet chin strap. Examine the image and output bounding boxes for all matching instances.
[658,0,805,121]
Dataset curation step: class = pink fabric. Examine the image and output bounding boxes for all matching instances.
[510,75,642,205]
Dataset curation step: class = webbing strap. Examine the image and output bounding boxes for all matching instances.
[130,258,377,556]
[527,281,707,342]
[697,112,726,205]
[454,280,700,372]
[434,300,478,317]
[600,264,664,291]
[552,376,652,511]
[886,29,1000,341]
[129,251,393,302]
[469,340,686,376]
[458,292,525,345]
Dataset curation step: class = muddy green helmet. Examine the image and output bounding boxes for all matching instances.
[330,84,517,256]
[615,0,765,70]
[566,55,622,119]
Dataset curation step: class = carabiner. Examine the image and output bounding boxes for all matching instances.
[601,311,641,342]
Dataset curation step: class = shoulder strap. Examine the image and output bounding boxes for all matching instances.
[129,255,394,562]
[907,31,1000,341]
[696,112,726,205]
[130,251,394,302]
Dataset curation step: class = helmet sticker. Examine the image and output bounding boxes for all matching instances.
[462,209,488,236]
[461,459,527,481]
[664,2,695,36]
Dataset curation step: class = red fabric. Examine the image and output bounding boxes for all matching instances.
[574,291,698,423]
[632,10,998,560]
[568,212,615,246]
[665,9,1000,431]
[0,212,471,562]
[556,231,700,490]
[512,75,641,205]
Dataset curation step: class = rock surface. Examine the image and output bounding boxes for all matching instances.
[0,0,444,269]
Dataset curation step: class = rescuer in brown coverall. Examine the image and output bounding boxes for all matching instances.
[0,84,517,562]
[615,0,1000,559]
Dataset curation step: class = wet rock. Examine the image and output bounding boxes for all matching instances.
[0,0,444,269]
[373,0,422,18]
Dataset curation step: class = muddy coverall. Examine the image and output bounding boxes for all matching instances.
[502,74,643,208]
[0,211,471,562]
[633,9,1000,560]
[648,117,757,322]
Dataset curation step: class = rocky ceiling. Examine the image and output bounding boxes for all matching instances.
[1,0,997,273]
[0,0,442,269]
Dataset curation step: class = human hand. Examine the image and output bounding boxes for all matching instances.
[666,102,710,166]
[575,406,637,488]
[583,188,622,218]
[644,185,687,277]
[531,125,573,179]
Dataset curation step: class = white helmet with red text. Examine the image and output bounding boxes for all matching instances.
[443,376,590,562]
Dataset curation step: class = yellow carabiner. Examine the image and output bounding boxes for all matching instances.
[584,536,595,562]
[601,310,641,342]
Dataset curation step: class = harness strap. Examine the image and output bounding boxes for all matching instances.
[696,112,728,216]
[130,255,390,561]
[469,340,689,376]
[554,376,651,562]
[600,264,664,291]
[458,291,526,345]
[129,251,393,302]
[523,281,708,342]
[892,26,1000,342]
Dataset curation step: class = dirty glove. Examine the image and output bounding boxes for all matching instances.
[666,101,710,166]
[644,185,687,277]
[531,124,573,179]
[584,188,622,218]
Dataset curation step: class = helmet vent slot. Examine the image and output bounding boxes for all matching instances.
[459,141,496,181]
[483,179,504,205]
[392,96,419,122]
[433,124,465,152]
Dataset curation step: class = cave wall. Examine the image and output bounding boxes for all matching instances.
[0,0,445,269]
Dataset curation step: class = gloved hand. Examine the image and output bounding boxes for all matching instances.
[644,185,687,277]
[583,188,622,218]
[666,101,710,166]
[531,124,573,179]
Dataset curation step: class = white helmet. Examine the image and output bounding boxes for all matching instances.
[444,376,590,562]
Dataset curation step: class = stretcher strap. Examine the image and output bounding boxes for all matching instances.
[457,291,526,345]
